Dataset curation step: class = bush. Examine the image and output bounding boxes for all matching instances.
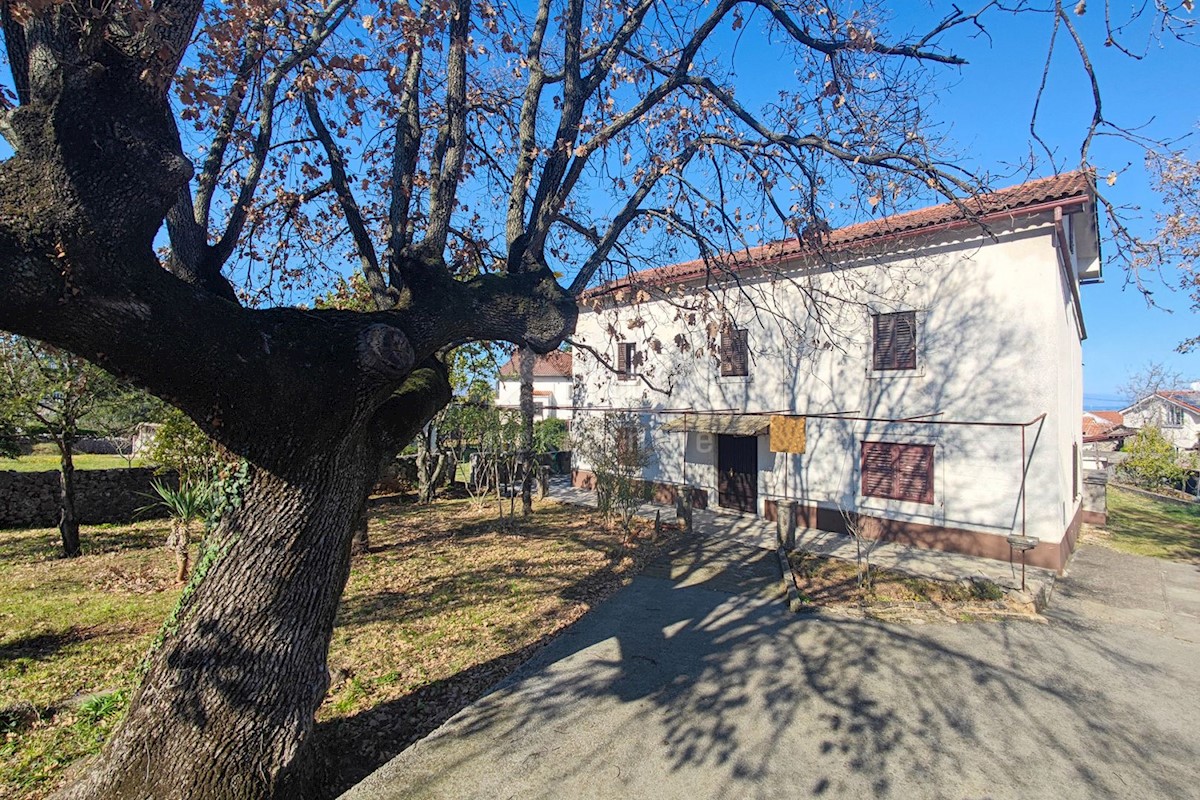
[533,418,569,454]
[1120,427,1188,489]
[146,408,226,485]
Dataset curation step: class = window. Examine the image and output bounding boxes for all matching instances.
[1167,405,1185,427]
[872,311,917,371]
[720,327,749,377]
[861,441,934,504]
[616,342,637,380]
[615,424,639,467]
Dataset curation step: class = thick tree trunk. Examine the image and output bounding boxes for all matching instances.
[518,347,535,516]
[0,32,572,798]
[56,448,376,799]
[57,435,81,558]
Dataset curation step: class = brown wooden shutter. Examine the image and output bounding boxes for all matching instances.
[1072,442,1079,498]
[861,442,893,497]
[616,343,631,378]
[873,311,917,371]
[861,441,934,503]
[720,328,749,377]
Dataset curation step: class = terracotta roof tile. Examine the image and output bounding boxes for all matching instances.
[1083,411,1124,439]
[585,171,1093,297]
[498,349,573,379]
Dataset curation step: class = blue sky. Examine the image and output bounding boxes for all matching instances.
[725,4,1199,409]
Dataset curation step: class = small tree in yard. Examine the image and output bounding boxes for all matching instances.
[1120,427,1188,490]
[573,413,653,536]
[0,335,122,557]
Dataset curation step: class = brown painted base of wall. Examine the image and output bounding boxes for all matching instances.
[572,472,1082,574]
[1081,510,1107,526]
[571,470,707,509]
[765,498,1081,574]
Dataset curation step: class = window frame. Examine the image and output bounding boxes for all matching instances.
[860,441,935,505]
[1166,405,1185,428]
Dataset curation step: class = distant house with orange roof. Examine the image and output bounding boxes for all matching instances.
[571,171,1101,573]
[496,349,574,422]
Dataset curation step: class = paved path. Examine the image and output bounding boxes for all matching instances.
[342,543,1200,800]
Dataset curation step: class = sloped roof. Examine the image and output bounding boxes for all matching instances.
[1158,390,1200,414]
[1083,410,1130,442]
[584,171,1093,298]
[1121,390,1200,416]
[498,349,573,379]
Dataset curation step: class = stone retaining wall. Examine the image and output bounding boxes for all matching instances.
[0,468,175,529]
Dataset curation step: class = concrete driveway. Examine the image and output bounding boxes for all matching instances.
[342,543,1200,800]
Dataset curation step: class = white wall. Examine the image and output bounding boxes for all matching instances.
[1122,398,1200,451]
[572,209,1091,547]
[496,376,574,421]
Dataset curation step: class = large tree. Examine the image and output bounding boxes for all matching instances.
[0,0,1178,796]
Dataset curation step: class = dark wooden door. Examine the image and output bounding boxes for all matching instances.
[717,435,758,513]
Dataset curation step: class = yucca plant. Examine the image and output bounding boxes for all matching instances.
[142,479,212,583]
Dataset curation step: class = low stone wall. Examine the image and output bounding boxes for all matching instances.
[1110,481,1198,508]
[0,468,175,529]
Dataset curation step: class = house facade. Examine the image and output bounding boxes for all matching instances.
[1119,391,1200,451]
[571,172,1100,573]
[496,349,574,422]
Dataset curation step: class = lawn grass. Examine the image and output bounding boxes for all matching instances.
[1096,486,1200,563]
[0,495,669,798]
[0,454,147,472]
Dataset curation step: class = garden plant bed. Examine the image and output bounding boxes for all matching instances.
[1,497,672,799]
[787,551,1038,623]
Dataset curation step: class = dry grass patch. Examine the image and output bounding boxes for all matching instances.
[0,496,673,799]
[787,551,1020,622]
[314,496,670,795]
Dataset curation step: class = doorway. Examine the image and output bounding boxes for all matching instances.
[717,434,758,513]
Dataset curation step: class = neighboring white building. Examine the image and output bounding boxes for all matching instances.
[571,172,1101,573]
[496,349,574,422]
[1120,391,1200,451]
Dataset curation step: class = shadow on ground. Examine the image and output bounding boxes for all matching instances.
[340,544,1198,800]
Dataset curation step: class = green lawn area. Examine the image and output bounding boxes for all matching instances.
[0,454,146,472]
[0,444,146,472]
[0,497,667,799]
[1098,486,1200,563]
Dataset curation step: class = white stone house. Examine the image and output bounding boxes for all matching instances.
[1119,391,1200,451]
[571,172,1100,573]
[496,349,574,422]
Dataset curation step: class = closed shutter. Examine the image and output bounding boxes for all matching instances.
[873,311,917,371]
[720,327,749,377]
[1072,442,1079,498]
[616,343,635,379]
[861,441,934,504]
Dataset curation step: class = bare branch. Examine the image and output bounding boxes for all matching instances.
[302,82,390,310]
